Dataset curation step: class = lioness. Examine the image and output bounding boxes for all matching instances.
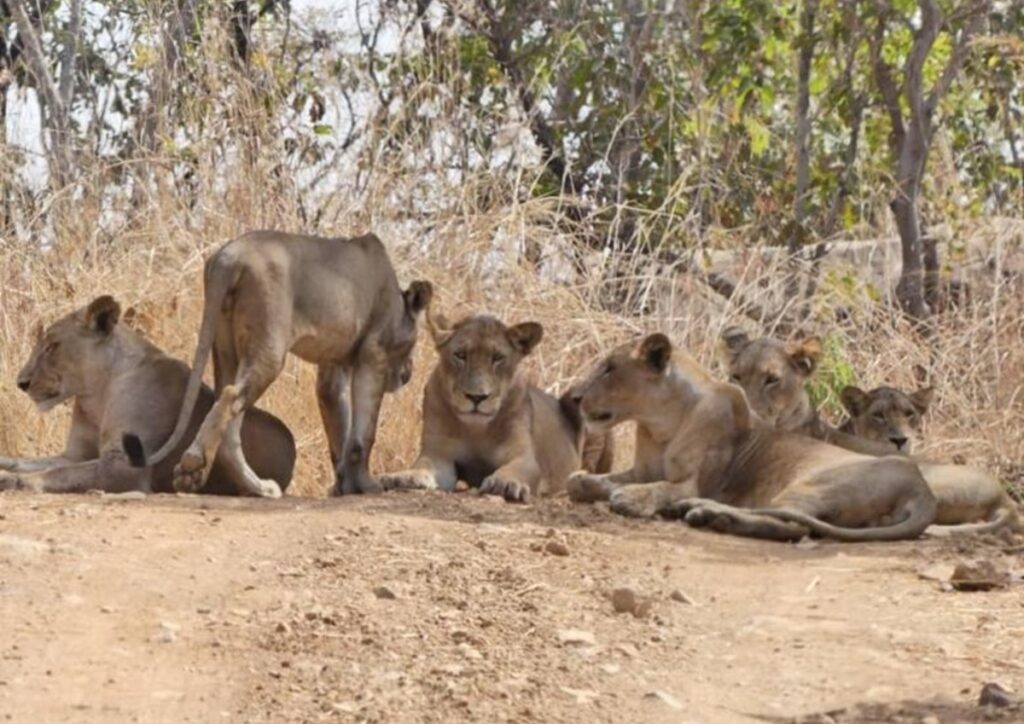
[721,327,1020,533]
[567,334,937,542]
[0,295,294,494]
[137,231,431,498]
[379,312,610,502]
[838,384,933,452]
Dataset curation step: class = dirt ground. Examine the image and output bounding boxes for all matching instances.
[1,490,1022,724]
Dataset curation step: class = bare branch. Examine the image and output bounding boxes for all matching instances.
[926,1,991,112]
[57,0,82,108]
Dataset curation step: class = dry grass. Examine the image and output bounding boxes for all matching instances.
[1,154,1022,501]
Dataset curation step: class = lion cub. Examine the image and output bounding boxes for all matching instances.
[380,312,602,502]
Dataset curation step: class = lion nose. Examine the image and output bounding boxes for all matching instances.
[16,378,30,392]
[889,436,908,450]
[466,393,489,408]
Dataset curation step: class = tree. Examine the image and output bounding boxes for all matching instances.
[867,0,992,319]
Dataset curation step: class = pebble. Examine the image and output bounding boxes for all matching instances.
[373,586,397,600]
[611,587,652,618]
[645,690,683,710]
[669,589,695,605]
[951,560,1010,591]
[558,629,596,647]
[545,540,570,557]
[979,682,1016,708]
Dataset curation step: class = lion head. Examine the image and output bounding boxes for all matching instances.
[720,327,821,428]
[840,385,933,453]
[383,280,434,392]
[17,295,124,413]
[427,312,543,421]
[575,334,674,430]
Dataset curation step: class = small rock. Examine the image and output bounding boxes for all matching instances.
[156,621,180,644]
[372,586,397,600]
[951,560,1010,592]
[611,587,652,618]
[645,690,683,710]
[615,642,639,658]
[545,540,570,557]
[669,589,695,605]
[560,686,599,705]
[275,621,291,635]
[611,588,637,614]
[979,682,1016,708]
[558,629,597,647]
[99,605,116,614]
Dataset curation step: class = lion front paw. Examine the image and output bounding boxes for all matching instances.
[0,472,29,492]
[567,471,617,503]
[609,485,664,518]
[380,469,438,492]
[480,474,530,503]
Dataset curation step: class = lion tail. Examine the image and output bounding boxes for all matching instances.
[925,500,1021,537]
[750,492,938,542]
[144,251,238,467]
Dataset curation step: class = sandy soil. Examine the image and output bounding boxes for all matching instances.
[1,490,1022,724]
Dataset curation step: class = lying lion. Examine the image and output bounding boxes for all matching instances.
[0,296,294,495]
[134,231,431,498]
[567,334,937,542]
[380,311,611,502]
[721,327,1020,534]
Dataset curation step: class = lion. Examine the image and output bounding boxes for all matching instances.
[0,295,294,495]
[838,384,933,453]
[132,231,431,499]
[721,327,1020,534]
[566,334,938,542]
[378,311,611,502]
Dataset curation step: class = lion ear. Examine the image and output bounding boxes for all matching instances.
[720,326,751,361]
[426,306,454,347]
[840,386,869,416]
[85,295,121,336]
[909,386,934,415]
[507,322,544,355]
[404,280,433,317]
[635,333,672,373]
[786,337,822,377]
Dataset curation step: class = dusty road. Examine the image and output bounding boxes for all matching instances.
[0,490,1021,724]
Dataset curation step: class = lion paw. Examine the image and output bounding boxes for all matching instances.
[253,479,283,499]
[0,472,27,491]
[172,446,209,493]
[567,471,617,503]
[380,470,438,492]
[480,475,530,503]
[609,486,662,518]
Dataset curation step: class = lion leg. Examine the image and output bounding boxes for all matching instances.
[316,364,351,472]
[215,413,282,498]
[0,448,145,494]
[334,361,386,496]
[174,385,245,493]
[671,499,809,542]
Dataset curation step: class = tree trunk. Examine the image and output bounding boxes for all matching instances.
[790,0,817,254]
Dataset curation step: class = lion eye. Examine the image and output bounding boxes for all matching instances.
[601,364,614,377]
[730,374,742,383]
[492,353,505,365]
[764,374,779,387]
[453,350,467,363]
[873,413,886,423]
[45,341,60,354]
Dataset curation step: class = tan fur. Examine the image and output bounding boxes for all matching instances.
[0,296,294,495]
[567,334,938,542]
[379,312,607,502]
[722,327,1020,534]
[144,231,432,498]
